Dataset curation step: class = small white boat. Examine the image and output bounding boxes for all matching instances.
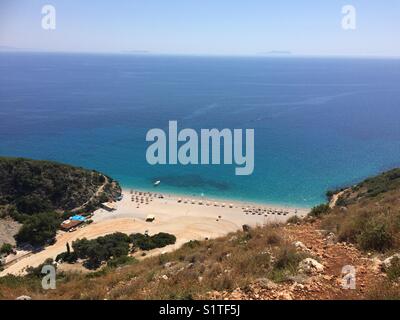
[154,180,161,186]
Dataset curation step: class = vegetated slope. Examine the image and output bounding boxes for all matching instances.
[0,157,121,247]
[0,221,394,300]
[334,168,400,207]
[1,168,400,300]
[320,168,400,252]
[0,157,121,218]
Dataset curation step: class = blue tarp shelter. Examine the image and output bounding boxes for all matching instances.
[70,215,86,222]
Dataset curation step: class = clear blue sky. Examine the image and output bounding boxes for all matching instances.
[0,0,399,56]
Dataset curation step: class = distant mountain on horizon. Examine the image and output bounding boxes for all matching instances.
[120,50,151,55]
[258,50,293,56]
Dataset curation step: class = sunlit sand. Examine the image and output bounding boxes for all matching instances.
[1,189,308,276]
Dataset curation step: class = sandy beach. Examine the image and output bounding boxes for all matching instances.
[1,189,309,276]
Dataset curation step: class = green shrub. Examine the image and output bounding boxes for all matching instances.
[386,257,400,281]
[326,188,344,200]
[130,232,176,251]
[0,243,13,255]
[152,232,176,247]
[268,246,307,283]
[16,195,53,215]
[72,238,92,259]
[15,212,60,246]
[309,204,330,217]
[55,251,78,264]
[71,232,131,269]
[357,222,393,251]
[333,209,397,253]
[326,190,335,199]
[273,246,304,271]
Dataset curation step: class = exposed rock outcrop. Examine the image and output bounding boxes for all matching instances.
[298,258,324,275]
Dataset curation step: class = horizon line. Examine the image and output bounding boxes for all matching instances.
[1,48,400,60]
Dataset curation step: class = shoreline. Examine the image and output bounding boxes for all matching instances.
[115,188,310,222]
[0,188,309,277]
[119,184,312,210]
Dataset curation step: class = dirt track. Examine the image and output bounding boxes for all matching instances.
[208,221,385,300]
[0,216,238,276]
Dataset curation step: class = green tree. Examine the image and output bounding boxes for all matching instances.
[15,212,60,246]
[0,243,13,255]
[309,204,330,217]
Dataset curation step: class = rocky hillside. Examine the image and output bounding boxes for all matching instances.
[0,168,399,300]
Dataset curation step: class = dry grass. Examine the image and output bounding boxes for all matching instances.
[320,188,400,253]
[366,280,400,300]
[307,169,400,299]
[0,224,309,300]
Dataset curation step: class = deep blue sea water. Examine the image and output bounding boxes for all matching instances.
[1,53,400,207]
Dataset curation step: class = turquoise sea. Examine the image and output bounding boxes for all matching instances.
[1,53,400,207]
